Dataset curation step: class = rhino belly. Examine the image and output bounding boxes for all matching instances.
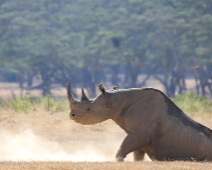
[152,129,212,161]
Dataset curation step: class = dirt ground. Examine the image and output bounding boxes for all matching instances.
[0,110,130,161]
[0,110,212,169]
[2,161,212,170]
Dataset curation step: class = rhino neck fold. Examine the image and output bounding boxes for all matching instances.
[107,93,136,130]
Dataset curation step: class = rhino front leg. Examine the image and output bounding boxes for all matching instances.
[133,149,145,161]
[116,133,148,162]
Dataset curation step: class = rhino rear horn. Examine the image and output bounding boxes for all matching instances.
[81,88,89,102]
[67,79,77,103]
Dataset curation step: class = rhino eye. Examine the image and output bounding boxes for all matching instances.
[87,108,90,111]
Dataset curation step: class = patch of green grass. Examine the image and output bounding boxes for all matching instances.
[0,95,69,113]
[42,95,69,113]
[3,96,32,113]
[172,92,212,113]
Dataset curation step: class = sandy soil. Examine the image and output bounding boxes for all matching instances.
[1,161,212,170]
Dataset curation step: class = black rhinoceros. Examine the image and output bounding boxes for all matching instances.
[67,79,212,162]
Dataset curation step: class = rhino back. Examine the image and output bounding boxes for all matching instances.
[162,89,212,141]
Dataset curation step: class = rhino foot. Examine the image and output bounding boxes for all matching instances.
[116,156,124,162]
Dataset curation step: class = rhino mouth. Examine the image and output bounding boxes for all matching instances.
[71,116,82,119]
[70,114,85,121]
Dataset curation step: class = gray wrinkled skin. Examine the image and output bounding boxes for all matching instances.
[67,80,212,162]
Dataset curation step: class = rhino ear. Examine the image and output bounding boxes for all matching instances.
[98,84,105,93]
[81,88,89,102]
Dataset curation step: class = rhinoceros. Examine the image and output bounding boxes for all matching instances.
[67,79,212,162]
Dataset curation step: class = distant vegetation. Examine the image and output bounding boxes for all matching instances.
[0,92,212,114]
[173,93,212,113]
[0,96,69,113]
[0,0,212,97]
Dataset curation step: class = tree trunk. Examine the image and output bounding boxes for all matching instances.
[40,71,52,96]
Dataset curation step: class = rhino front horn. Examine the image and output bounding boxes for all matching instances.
[81,88,89,102]
[67,79,76,103]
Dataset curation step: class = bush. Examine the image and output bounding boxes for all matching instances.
[4,96,32,113]
[172,93,212,113]
[42,95,68,113]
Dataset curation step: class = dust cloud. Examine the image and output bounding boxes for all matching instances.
[0,130,116,162]
[0,111,143,162]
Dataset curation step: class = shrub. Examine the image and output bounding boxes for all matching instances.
[0,95,69,113]
[4,96,32,113]
[172,93,212,113]
[42,95,68,113]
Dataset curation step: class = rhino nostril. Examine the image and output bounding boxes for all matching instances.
[72,113,75,117]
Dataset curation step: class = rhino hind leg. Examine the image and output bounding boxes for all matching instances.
[133,149,145,161]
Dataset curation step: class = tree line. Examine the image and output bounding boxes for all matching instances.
[0,0,212,97]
